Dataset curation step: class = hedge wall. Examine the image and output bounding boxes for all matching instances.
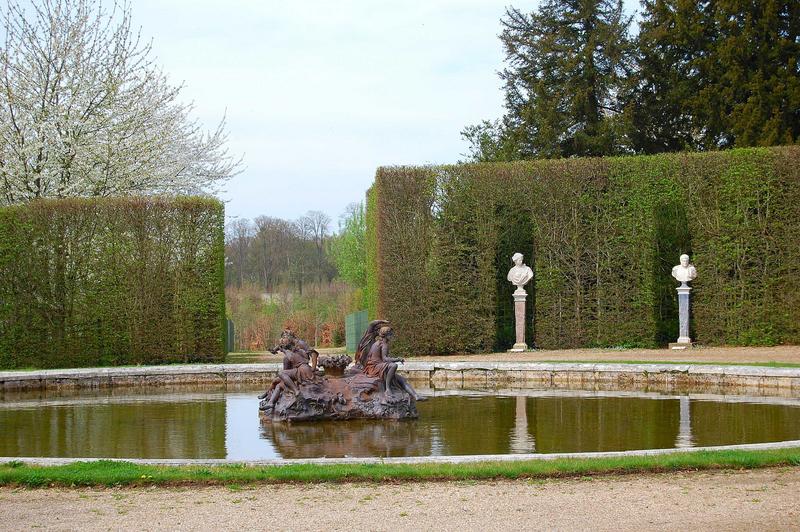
[366,146,800,354]
[0,197,226,369]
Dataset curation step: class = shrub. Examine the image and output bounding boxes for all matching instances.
[366,146,800,354]
[0,197,225,368]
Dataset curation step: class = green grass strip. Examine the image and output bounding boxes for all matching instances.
[2,448,799,488]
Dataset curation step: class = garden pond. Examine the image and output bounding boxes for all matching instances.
[1,385,799,459]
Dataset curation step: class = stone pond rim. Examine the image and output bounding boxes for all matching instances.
[2,362,800,392]
[2,362,800,465]
[3,439,800,468]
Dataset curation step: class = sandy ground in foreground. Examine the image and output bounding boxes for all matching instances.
[2,468,799,531]
[230,345,800,365]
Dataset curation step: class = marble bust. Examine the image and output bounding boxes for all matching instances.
[671,254,697,285]
[507,252,533,291]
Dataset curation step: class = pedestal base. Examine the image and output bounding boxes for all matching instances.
[511,288,528,353]
[675,285,692,350]
[669,342,697,350]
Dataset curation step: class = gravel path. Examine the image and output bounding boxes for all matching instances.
[2,468,799,531]
[418,345,800,364]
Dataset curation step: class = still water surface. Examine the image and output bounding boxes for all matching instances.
[1,386,799,459]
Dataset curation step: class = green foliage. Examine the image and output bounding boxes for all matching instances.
[365,187,379,319]
[368,146,800,354]
[630,0,800,151]
[625,0,710,153]
[463,1,634,160]
[330,203,367,302]
[369,167,437,354]
[468,1,799,160]
[460,120,519,163]
[680,148,800,345]
[428,166,502,352]
[0,197,225,369]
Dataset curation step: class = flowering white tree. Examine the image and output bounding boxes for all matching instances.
[0,0,240,204]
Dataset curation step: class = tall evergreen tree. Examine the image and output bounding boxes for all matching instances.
[625,0,712,152]
[462,1,633,161]
[710,0,800,147]
[630,0,800,151]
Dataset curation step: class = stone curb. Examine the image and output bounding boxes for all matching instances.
[0,363,282,381]
[410,361,800,376]
[3,440,799,467]
[3,362,800,391]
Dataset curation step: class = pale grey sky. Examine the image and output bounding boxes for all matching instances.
[131,0,638,223]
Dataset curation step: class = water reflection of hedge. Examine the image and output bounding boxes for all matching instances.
[689,401,800,448]
[367,146,800,353]
[0,398,226,459]
[0,197,225,368]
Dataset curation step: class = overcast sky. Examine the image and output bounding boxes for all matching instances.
[131,0,637,225]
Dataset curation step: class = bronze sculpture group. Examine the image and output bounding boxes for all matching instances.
[258,320,425,422]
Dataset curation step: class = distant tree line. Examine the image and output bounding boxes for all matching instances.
[225,210,336,294]
[463,0,799,161]
[225,204,366,292]
[224,205,367,350]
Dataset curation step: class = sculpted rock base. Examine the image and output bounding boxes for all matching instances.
[259,371,418,422]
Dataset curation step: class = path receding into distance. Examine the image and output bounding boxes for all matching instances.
[3,468,799,531]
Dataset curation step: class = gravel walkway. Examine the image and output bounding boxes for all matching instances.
[231,345,800,365]
[420,345,800,364]
[2,468,799,531]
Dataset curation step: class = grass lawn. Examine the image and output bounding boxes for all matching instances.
[2,448,799,487]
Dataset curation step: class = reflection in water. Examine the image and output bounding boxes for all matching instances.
[675,396,694,448]
[264,418,430,458]
[510,395,535,453]
[0,395,226,459]
[1,386,800,459]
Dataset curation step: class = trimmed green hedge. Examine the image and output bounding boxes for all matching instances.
[365,186,380,320]
[0,197,226,369]
[366,146,800,354]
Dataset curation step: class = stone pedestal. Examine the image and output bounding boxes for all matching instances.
[670,284,694,349]
[509,289,528,352]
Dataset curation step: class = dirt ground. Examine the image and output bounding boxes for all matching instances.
[229,345,800,365]
[1,468,799,531]
[415,345,800,364]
